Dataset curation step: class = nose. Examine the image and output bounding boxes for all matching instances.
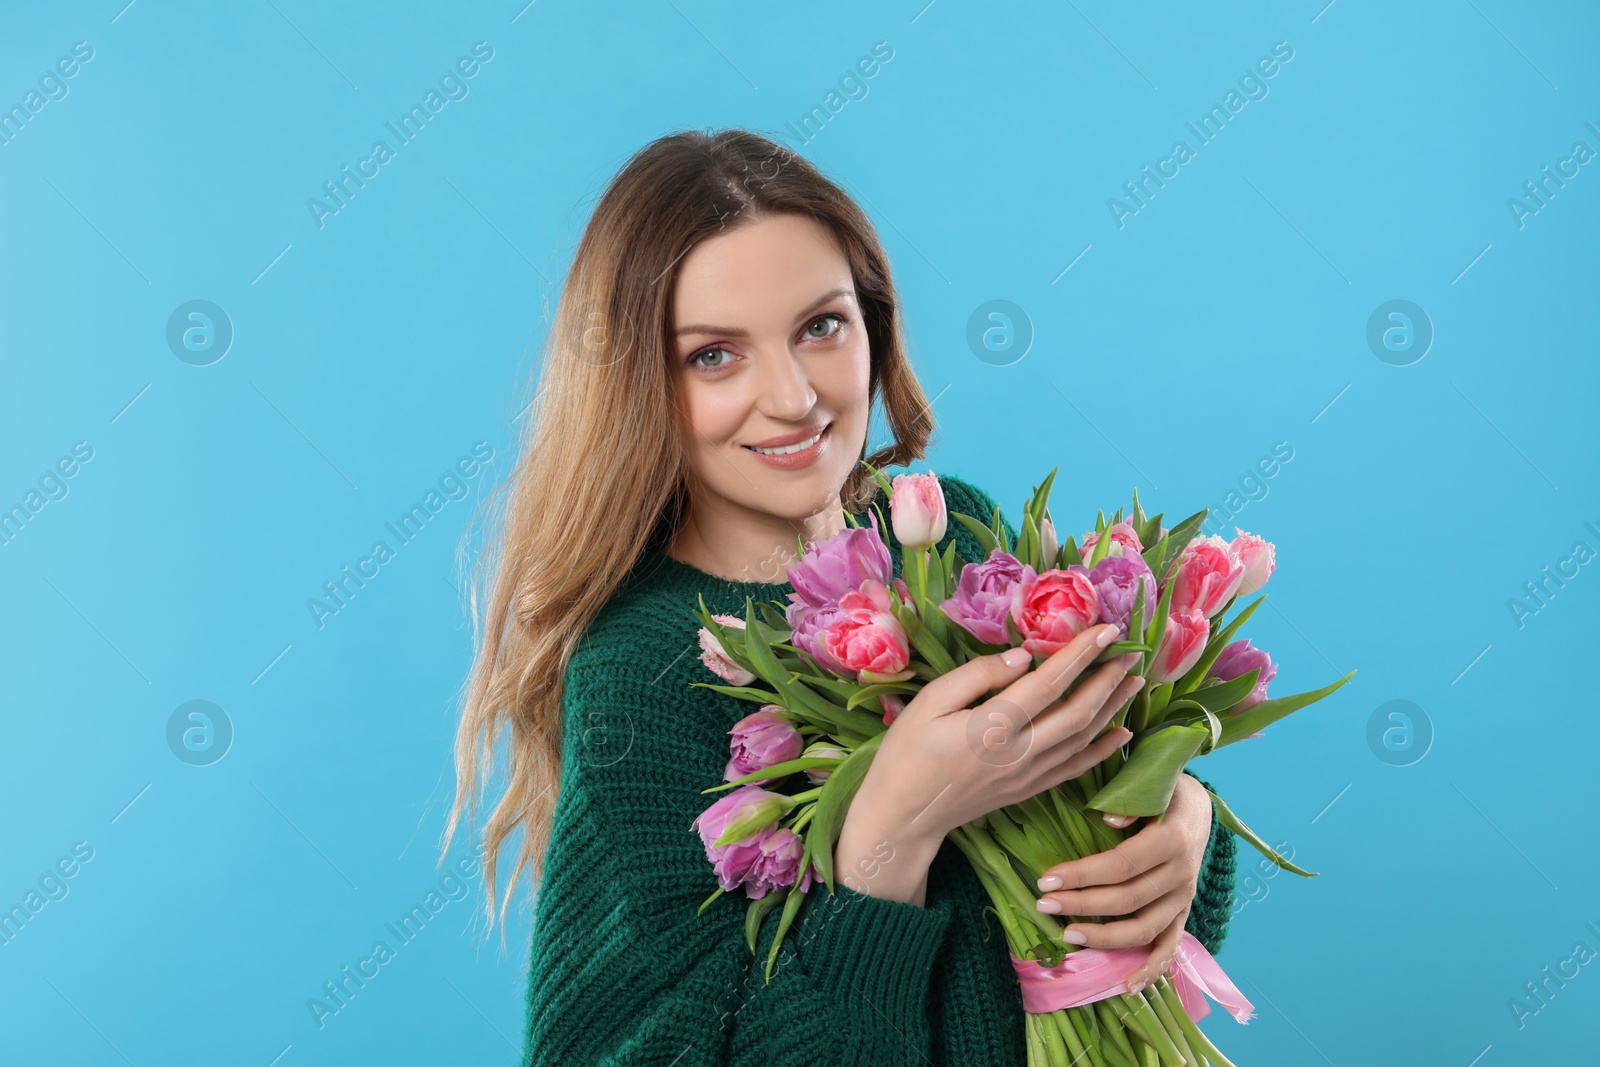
[753,345,818,423]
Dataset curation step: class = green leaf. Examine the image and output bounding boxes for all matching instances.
[687,682,784,705]
[697,885,726,917]
[1207,789,1319,877]
[764,880,809,981]
[846,683,919,712]
[1218,669,1358,748]
[857,457,896,501]
[1143,559,1180,659]
[1144,507,1206,585]
[891,597,958,675]
[950,512,999,557]
[1179,669,1261,715]
[745,890,785,954]
[1061,535,1083,567]
[702,756,845,792]
[806,732,885,892]
[1126,575,1147,660]
[1084,722,1209,816]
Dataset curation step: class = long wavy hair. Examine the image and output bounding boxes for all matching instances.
[443,127,937,936]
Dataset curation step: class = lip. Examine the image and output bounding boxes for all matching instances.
[743,423,830,470]
[744,423,831,449]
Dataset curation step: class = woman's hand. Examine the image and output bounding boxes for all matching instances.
[853,623,1142,853]
[1033,772,1214,991]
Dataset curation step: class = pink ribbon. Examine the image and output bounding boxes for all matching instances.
[1009,931,1256,1023]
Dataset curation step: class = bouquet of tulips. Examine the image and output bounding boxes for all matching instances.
[689,462,1354,1067]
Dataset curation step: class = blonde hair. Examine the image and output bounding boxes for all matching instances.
[444,127,938,936]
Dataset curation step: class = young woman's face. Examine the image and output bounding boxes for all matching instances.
[670,212,871,533]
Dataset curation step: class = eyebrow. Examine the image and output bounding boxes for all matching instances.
[674,286,856,339]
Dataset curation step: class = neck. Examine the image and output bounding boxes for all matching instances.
[667,496,850,585]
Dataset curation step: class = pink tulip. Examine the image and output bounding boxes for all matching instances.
[890,472,948,551]
[794,579,911,683]
[1040,517,1059,568]
[1009,564,1100,658]
[879,693,907,727]
[725,706,804,781]
[1170,536,1246,619]
[698,614,756,686]
[1081,521,1143,559]
[1230,529,1276,597]
[1150,609,1210,683]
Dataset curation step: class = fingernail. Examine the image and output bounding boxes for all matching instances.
[1128,978,1147,994]
[1036,898,1062,914]
[1096,626,1119,648]
[1038,875,1062,891]
[1002,647,1030,667]
[1062,928,1088,945]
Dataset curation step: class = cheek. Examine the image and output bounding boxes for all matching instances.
[824,334,872,411]
[680,378,748,447]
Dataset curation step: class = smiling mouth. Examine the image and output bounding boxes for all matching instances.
[744,425,829,456]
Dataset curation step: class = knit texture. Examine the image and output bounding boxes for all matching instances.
[520,473,1239,1066]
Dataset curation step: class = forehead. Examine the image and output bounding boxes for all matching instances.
[672,214,852,325]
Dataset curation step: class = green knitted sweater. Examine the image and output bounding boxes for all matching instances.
[520,473,1238,1066]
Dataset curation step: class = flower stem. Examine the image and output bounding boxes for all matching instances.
[1155,977,1236,1067]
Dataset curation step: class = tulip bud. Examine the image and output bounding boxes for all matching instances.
[890,472,947,551]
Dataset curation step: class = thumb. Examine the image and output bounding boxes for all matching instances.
[1103,812,1138,829]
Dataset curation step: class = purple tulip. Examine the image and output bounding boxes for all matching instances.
[940,548,1026,645]
[1087,552,1158,643]
[785,510,893,631]
[1206,639,1277,712]
[692,785,796,895]
[725,706,804,781]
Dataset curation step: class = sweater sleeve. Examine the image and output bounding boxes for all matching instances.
[948,476,1239,953]
[520,628,956,1067]
[1179,770,1238,955]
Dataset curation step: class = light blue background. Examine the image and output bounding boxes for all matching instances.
[2,0,1596,1063]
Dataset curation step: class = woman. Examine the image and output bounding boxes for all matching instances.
[445,128,1237,1065]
